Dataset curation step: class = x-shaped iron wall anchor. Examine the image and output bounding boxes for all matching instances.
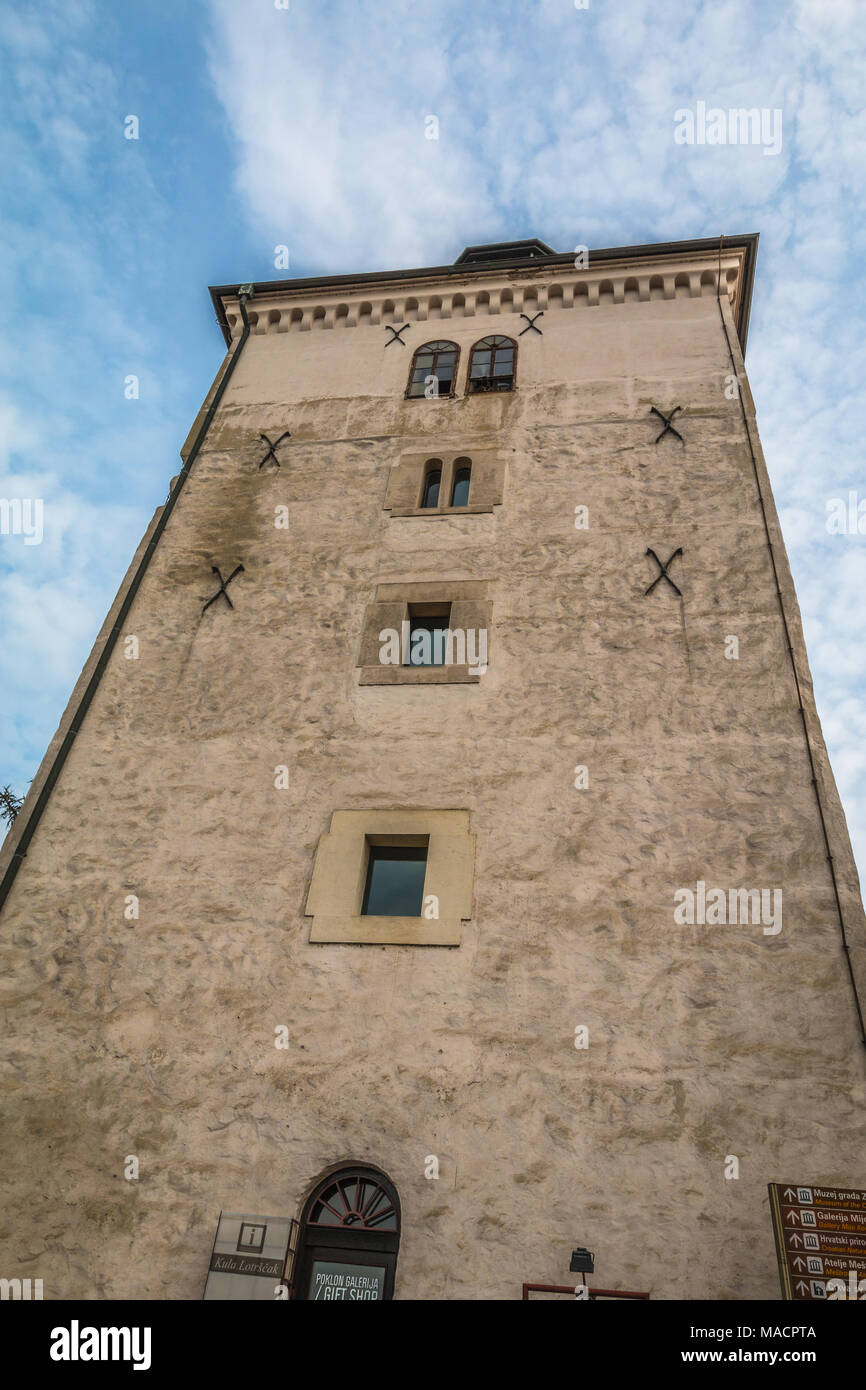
[645,547,683,597]
[203,564,245,613]
[258,431,290,469]
[519,311,544,335]
[651,405,684,444]
[385,324,410,346]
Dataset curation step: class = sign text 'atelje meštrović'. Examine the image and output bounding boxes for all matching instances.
[768,1183,866,1300]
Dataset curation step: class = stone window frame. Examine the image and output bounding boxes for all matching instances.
[305,809,475,945]
[357,579,491,685]
[384,450,505,519]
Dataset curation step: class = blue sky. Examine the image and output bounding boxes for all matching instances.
[1,0,865,879]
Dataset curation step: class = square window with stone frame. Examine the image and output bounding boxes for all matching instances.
[305,812,475,945]
[357,581,491,685]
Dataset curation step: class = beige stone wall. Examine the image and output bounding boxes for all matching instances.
[1,254,864,1300]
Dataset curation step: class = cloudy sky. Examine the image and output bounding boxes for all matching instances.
[1,0,864,879]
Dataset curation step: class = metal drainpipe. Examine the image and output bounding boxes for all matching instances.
[0,287,255,915]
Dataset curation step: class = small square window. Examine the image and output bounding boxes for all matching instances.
[305,810,475,944]
[357,582,490,685]
[362,845,428,916]
[406,604,451,666]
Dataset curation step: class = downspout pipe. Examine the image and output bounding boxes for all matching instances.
[0,287,255,915]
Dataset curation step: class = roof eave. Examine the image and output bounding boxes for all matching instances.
[209,233,760,353]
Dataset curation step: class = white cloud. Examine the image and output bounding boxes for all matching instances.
[202,0,866,883]
[0,2,185,796]
[3,0,865,891]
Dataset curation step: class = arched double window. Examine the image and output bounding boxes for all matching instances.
[292,1166,401,1300]
[467,335,516,393]
[406,340,459,399]
[418,457,471,511]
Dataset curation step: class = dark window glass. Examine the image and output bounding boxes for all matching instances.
[451,464,471,506]
[407,617,450,666]
[406,340,457,398]
[308,1175,399,1232]
[309,1202,342,1227]
[467,336,515,393]
[421,467,441,508]
[362,846,427,916]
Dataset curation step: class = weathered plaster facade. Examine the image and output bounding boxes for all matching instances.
[1,235,864,1300]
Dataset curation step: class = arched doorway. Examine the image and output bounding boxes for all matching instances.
[292,1166,401,1301]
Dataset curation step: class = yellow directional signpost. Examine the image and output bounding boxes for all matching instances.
[769,1183,866,1300]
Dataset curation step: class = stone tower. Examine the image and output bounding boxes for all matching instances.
[2,235,864,1301]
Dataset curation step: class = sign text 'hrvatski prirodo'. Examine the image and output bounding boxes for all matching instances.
[768,1183,866,1299]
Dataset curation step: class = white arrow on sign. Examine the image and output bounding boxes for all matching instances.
[796,1281,809,1294]
[793,1257,805,1270]
[784,1188,796,1200]
[786,1210,800,1225]
[789,1232,803,1247]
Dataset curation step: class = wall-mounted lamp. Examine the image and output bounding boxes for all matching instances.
[569,1247,595,1275]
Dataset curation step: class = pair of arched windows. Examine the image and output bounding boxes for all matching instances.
[421,457,472,509]
[406,336,516,399]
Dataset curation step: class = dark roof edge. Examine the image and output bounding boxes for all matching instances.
[209,233,760,353]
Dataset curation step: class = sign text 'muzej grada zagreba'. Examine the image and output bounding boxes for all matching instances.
[768,1183,866,1299]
